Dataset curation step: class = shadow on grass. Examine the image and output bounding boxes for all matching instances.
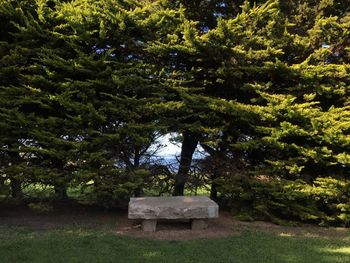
[0,228,349,263]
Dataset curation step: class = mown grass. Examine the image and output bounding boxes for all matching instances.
[0,226,349,263]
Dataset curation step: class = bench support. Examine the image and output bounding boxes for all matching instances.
[191,219,208,230]
[142,219,157,232]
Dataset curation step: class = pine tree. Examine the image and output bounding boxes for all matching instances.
[0,0,173,201]
[202,0,350,181]
[0,0,41,199]
[1,0,348,202]
[150,0,350,195]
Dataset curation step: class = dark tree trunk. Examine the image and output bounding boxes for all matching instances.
[8,148,23,200]
[10,178,23,200]
[134,151,140,168]
[52,158,68,200]
[210,173,218,201]
[133,150,143,197]
[54,184,68,200]
[173,131,199,196]
[199,143,219,200]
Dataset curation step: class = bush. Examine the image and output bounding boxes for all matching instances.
[218,175,350,226]
[83,169,148,208]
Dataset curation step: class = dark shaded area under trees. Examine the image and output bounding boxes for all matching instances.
[0,0,349,226]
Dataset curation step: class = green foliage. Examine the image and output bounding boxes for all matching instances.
[87,169,147,208]
[0,0,349,225]
[0,0,173,200]
[181,0,350,183]
[219,175,350,226]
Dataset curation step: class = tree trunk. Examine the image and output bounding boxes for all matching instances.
[200,143,219,200]
[210,173,218,201]
[10,178,23,200]
[54,184,68,200]
[173,131,199,196]
[7,148,23,200]
[0,177,4,188]
[133,150,143,197]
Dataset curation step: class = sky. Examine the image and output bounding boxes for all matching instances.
[156,133,182,157]
[155,133,207,162]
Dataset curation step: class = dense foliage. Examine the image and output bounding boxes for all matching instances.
[0,0,349,225]
[219,176,350,226]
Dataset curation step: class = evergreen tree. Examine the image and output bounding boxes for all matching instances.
[0,0,172,201]
[202,0,350,181]
[0,0,41,199]
[150,0,349,195]
[1,0,349,203]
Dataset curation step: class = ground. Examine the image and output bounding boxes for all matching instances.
[1,205,350,262]
[1,204,349,240]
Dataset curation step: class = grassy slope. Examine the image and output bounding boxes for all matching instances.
[0,227,349,263]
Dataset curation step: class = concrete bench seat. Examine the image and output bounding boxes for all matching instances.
[128,196,219,232]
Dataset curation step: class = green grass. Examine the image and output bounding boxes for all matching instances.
[0,227,349,263]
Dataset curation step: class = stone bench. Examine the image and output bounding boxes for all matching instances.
[128,196,219,232]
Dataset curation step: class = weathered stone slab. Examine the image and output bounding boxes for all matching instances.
[128,196,219,220]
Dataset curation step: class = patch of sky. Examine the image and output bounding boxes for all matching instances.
[149,133,208,170]
[213,11,224,18]
[202,26,209,33]
[218,2,226,8]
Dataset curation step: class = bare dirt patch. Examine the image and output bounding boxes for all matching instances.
[116,211,240,241]
[1,205,349,241]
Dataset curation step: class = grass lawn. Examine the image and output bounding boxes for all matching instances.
[0,226,349,263]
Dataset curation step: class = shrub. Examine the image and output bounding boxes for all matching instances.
[218,175,350,226]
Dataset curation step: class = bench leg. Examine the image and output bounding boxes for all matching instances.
[191,219,208,230]
[142,219,157,232]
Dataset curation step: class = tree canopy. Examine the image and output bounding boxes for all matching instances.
[0,0,349,225]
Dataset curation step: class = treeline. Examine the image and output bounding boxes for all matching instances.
[0,0,349,225]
